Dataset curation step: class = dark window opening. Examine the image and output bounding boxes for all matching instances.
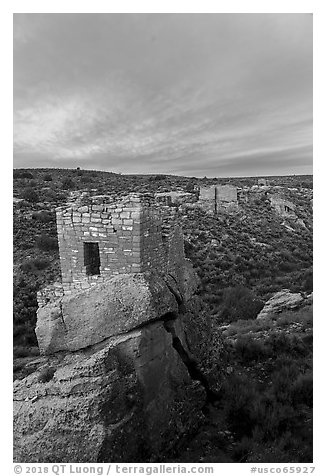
[84,242,101,275]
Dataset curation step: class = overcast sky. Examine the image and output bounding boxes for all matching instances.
[13,13,312,177]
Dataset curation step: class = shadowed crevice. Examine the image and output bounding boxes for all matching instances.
[163,319,220,410]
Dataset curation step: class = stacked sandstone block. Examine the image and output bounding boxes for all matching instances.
[37,193,187,306]
[139,198,168,273]
[37,283,65,308]
[198,185,216,212]
[269,194,295,217]
[198,184,238,213]
[55,193,171,294]
[216,185,238,204]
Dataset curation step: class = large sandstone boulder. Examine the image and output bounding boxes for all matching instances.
[16,260,212,463]
[36,272,180,354]
[14,320,205,463]
[257,289,304,320]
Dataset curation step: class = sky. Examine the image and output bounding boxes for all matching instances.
[13,13,313,177]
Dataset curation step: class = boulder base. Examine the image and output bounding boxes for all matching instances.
[36,273,179,354]
[14,320,205,463]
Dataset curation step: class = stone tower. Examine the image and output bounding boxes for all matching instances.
[37,192,188,307]
[36,192,191,354]
[55,193,169,295]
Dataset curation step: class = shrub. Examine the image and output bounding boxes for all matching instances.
[20,187,39,203]
[261,399,298,440]
[265,333,308,357]
[291,373,313,407]
[184,240,195,259]
[220,286,264,322]
[35,234,58,251]
[32,211,53,222]
[231,436,253,462]
[276,306,313,329]
[20,260,33,273]
[234,336,268,363]
[42,189,66,202]
[62,177,74,189]
[225,317,274,337]
[247,430,306,463]
[302,268,313,292]
[43,174,53,181]
[279,261,297,272]
[81,176,93,183]
[13,362,23,373]
[21,258,50,272]
[14,346,33,358]
[13,323,28,339]
[220,374,262,438]
[13,170,34,179]
[35,259,51,270]
[13,277,40,351]
[269,364,301,404]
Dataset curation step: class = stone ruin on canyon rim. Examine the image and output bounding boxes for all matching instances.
[14,192,217,463]
[13,185,301,462]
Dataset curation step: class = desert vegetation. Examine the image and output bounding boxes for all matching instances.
[170,304,313,463]
[13,168,313,461]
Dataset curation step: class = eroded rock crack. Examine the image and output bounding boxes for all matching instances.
[163,319,220,411]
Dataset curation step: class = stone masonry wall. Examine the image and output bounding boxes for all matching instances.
[198,185,217,213]
[216,185,238,203]
[37,283,65,308]
[55,193,169,295]
[269,194,295,217]
[198,184,238,213]
[37,193,188,308]
[199,185,216,201]
[140,199,168,274]
[258,178,269,187]
[165,224,187,296]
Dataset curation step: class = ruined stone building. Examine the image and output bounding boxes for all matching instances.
[36,192,195,354]
[154,192,172,206]
[257,178,270,187]
[269,194,296,218]
[57,193,164,293]
[198,184,238,213]
[154,190,195,206]
[237,187,250,203]
[13,191,211,463]
[37,193,181,301]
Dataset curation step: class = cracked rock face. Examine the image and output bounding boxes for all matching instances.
[15,262,214,462]
[36,272,180,354]
[14,320,205,463]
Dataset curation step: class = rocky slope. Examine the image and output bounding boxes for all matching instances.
[14,260,220,462]
[14,318,206,462]
[13,169,313,463]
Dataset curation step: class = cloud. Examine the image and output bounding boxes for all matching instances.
[13,13,312,177]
